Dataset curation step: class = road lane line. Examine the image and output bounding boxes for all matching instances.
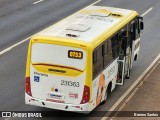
[33,0,44,5]
[141,7,153,17]
[90,0,101,6]
[101,54,160,120]
[0,0,102,56]
[0,36,31,56]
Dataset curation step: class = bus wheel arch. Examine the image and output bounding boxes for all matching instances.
[101,82,112,104]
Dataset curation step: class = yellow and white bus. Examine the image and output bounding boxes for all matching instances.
[25,5,143,113]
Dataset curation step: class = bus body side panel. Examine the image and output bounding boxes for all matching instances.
[92,58,118,107]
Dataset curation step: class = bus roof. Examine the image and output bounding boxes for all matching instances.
[35,6,138,48]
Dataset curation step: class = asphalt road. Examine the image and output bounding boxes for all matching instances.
[0,0,160,120]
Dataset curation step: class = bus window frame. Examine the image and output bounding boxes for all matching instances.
[93,33,120,79]
[93,45,104,79]
[92,16,139,80]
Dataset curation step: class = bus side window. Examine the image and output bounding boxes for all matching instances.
[93,46,103,78]
[111,34,119,58]
[93,50,97,63]
[103,39,113,68]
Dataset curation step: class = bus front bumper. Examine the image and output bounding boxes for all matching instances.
[25,93,90,113]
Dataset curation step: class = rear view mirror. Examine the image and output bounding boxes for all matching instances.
[138,16,144,30]
[140,21,144,30]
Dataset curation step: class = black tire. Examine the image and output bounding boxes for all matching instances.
[101,82,112,105]
[134,54,137,61]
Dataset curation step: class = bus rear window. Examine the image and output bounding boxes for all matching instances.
[31,43,86,70]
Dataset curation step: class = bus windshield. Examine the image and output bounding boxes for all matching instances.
[31,43,86,71]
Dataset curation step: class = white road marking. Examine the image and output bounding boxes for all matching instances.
[101,7,154,120]
[89,0,101,6]
[141,7,153,17]
[0,0,102,56]
[33,0,44,5]
[0,36,31,56]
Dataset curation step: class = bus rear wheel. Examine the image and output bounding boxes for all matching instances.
[101,84,111,104]
[101,89,108,104]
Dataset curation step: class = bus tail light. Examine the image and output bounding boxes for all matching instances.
[80,85,90,104]
[25,77,32,96]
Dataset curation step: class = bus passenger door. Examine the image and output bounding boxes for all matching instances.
[117,32,131,85]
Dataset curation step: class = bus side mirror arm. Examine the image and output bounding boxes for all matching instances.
[138,16,143,20]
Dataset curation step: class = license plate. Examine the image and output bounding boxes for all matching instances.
[48,93,62,100]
